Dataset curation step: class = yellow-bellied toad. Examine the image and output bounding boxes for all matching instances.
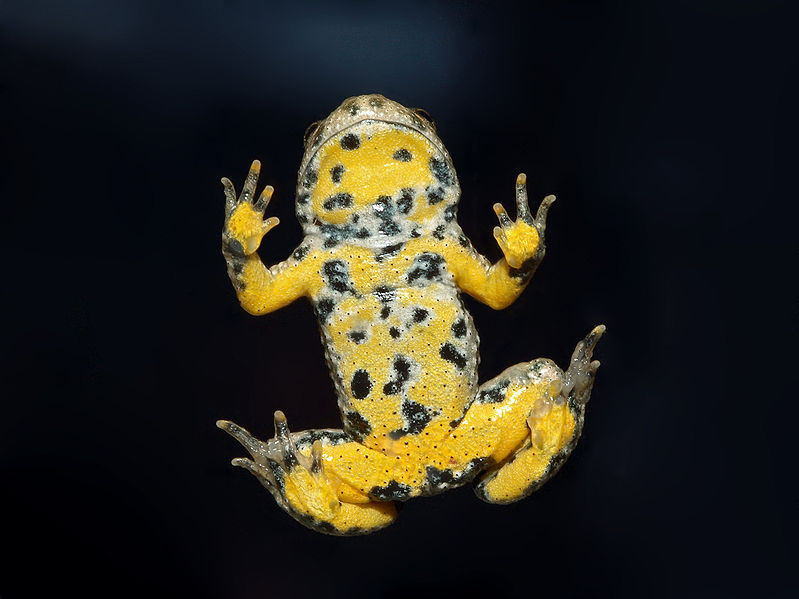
[218,94,604,535]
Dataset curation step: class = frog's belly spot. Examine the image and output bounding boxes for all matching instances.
[319,284,478,449]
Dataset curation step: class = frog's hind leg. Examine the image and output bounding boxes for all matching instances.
[451,325,604,504]
[217,412,397,536]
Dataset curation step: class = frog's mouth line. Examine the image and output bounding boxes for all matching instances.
[298,118,451,182]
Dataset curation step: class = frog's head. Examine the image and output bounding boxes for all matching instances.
[295,94,461,243]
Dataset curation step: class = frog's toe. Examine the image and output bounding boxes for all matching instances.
[562,324,605,405]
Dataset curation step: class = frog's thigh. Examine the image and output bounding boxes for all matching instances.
[449,359,582,504]
[253,427,399,536]
[317,435,425,503]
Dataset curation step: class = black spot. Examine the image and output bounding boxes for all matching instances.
[376,242,404,262]
[397,188,414,214]
[432,224,445,240]
[322,260,355,293]
[407,252,446,284]
[374,285,396,304]
[430,157,454,186]
[389,327,401,339]
[344,410,371,439]
[293,245,309,261]
[297,214,309,224]
[297,192,309,204]
[232,261,244,275]
[393,148,412,162]
[299,429,351,448]
[302,168,318,189]
[400,399,433,435]
[426,466,456,490]
[374,195,393,213]
[330,164,345,183]
[458,234,470,247]
[444,204,457,222]
[350,370,372,399]
[370,480,412,502]
[345,101,359,115]
[356,228,370,239]
[477,380,510,404]
[410,228,421,238]
[412,308,428,323]
[393,356,411,381]
[323,192,354,211]
[380,306,391,319]
[451,318,467,338]
[340,133,360,150]
[369,96,385,108]
[315,298,335,323]
[379,220,401,235]
[427,187,444,205]
[439,342,467,370]
[382,355,412,395]
[225,238,245,258]
[348,330,366,344]
[319,223,353,248]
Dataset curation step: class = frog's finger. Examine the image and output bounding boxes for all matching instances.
[221,177,237,216]
[273,410,303,469]
[493,226,522,268]
[493,202,513,229]
[515,173,531,222]
[216,419,269,458]
[261,216,280,236]
[241,159,261,204]
[535,195,556,232]
[253,184,274,212]
[310,440,324,474]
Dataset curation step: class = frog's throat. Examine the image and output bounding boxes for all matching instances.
[298,94,450,180]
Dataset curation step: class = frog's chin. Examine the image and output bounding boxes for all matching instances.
[299,94,449,174]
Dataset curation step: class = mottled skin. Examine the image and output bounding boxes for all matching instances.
[218,94,604,535]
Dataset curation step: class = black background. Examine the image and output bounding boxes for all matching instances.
[2,1,796,597]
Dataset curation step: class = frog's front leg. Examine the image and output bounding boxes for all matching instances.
[442,174,554,309]
[444,325,604,504]
[221,160,310,315]
[217,413,398,536]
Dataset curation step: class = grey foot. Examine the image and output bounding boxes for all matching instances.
[560,324,605,405]
[216,411,323,511]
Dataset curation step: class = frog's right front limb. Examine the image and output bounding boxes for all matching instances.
[217,413,399,536]
[221,160,310,315]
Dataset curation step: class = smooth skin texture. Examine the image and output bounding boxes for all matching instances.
[218,94,604,535]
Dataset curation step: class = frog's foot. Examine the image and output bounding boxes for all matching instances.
[473,325,605,504]
[492,173,555,270]
[217,412,398,535]
[221,160,280,288]
[561,324,605,406]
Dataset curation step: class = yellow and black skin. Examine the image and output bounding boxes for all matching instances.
[218,94,604,535]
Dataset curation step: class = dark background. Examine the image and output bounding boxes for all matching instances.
[1,1,795,597]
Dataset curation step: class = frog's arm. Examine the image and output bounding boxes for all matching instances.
[221,160,314,315]
[443,174,554,310]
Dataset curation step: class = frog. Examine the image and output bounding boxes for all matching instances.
[217,94,604,535]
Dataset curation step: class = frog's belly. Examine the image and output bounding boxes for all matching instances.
[319,283,479,449]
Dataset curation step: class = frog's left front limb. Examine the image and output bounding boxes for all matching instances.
[221,160,311,315]
[217,413,399,536]
[443,174,555,309]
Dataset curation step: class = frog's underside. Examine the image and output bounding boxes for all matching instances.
[218,94,604,535]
